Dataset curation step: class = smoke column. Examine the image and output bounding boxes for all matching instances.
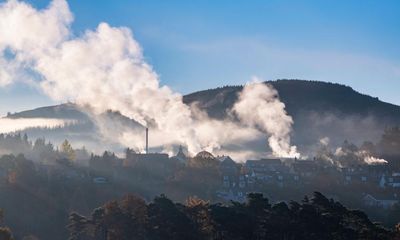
[317,137,387,166]
[0,0,299,160]
[233,79,300,158]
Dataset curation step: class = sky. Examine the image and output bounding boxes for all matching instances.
[0,0,399,115]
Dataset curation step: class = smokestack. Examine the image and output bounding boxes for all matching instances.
[145,127,149,154]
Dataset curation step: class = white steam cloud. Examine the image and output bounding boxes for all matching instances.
[0,118,70,134]
[0,0,299,160]
[335,147,388,165]
[233,79,300,158]
[363,155,388,165]
[317,137,387,166]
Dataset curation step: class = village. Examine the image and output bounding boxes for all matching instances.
[27,145,400,210]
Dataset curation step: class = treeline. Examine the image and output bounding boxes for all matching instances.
[0,150,222,239]
[0,133,89,163]
[67,192,397,240]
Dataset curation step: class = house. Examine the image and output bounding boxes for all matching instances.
[124,152,169,167]
[218,156,242,189]
[171,145,187,163]
[379,174,400,188]
[363,193,398,209]
[341,171,369,185]
[292,159,317,177]
[244,158,296,186]
[246,158,284,172]
[238,175,246,188]
[218,156,238,175]
[367,164,389,176]
[216,189,247,202]
[0,167,10,183]
[245,158,287,179]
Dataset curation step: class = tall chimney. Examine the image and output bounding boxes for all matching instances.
[145,127,149,154]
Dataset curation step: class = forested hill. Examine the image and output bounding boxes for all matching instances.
[182,80,400,147]
[183,79,400,121]
[8,80,400,122]
[5,80,400,148]
[7,102,89,120]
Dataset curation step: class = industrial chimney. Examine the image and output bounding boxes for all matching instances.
[145,127,149,154]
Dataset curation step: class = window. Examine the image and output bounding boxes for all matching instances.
[361,176,367,182]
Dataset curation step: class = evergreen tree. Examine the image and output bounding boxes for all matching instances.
[60,139,76,161]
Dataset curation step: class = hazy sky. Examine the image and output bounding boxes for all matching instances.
[0,0,399,115]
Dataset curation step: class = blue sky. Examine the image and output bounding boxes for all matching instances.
[1,0,399,115]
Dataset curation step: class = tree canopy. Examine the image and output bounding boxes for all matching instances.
[68,192,395,240]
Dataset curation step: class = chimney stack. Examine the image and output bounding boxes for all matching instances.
[145,127,149,154]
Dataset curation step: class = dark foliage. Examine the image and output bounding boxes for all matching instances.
[68,192,395,240]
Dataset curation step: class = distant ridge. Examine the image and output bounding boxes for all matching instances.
[9,80,400,121]
[5,79,400,149]
[7,102,89,120]
[183,79,400,120]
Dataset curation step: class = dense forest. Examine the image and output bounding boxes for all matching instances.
[0,192,397,240]
[67,192,397,240]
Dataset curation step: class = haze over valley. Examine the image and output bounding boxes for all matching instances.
[0,0,399,239]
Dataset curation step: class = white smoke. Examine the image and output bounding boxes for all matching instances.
[0,0,72,85]
[334,147,388,165]
[317,137,387,166]
[315,137,335,165]
[319,137,330,146]
[0,0,201,153]
[0,118,70,134]
[233,79,300,158]
[362,155,388,165]
[0,0,299,160]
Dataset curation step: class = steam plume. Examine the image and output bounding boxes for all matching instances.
[0,0,299,160]
[317,137,387,166]
[233,79,300,158]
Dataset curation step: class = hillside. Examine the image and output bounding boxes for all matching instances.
[182,80,400,150]
[5,80,400,151]
[7,102,90,120]
[183,79,400,120]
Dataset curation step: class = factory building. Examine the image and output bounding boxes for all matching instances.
[123,127,169,167]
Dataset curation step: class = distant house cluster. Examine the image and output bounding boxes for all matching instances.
[213,154,400,208]
[9,136,398,210]
[82,145,400,209]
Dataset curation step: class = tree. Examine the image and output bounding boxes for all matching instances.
[0,209,13,240]
[67,212,91,240]
[147,195,196,240]
[60,139,76,161]
[0,228,13,240]
[119,195,148,239]
[0,209,3,224]
[185,197,215,239]
[22,235,40,240]
[67,193,394,240]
